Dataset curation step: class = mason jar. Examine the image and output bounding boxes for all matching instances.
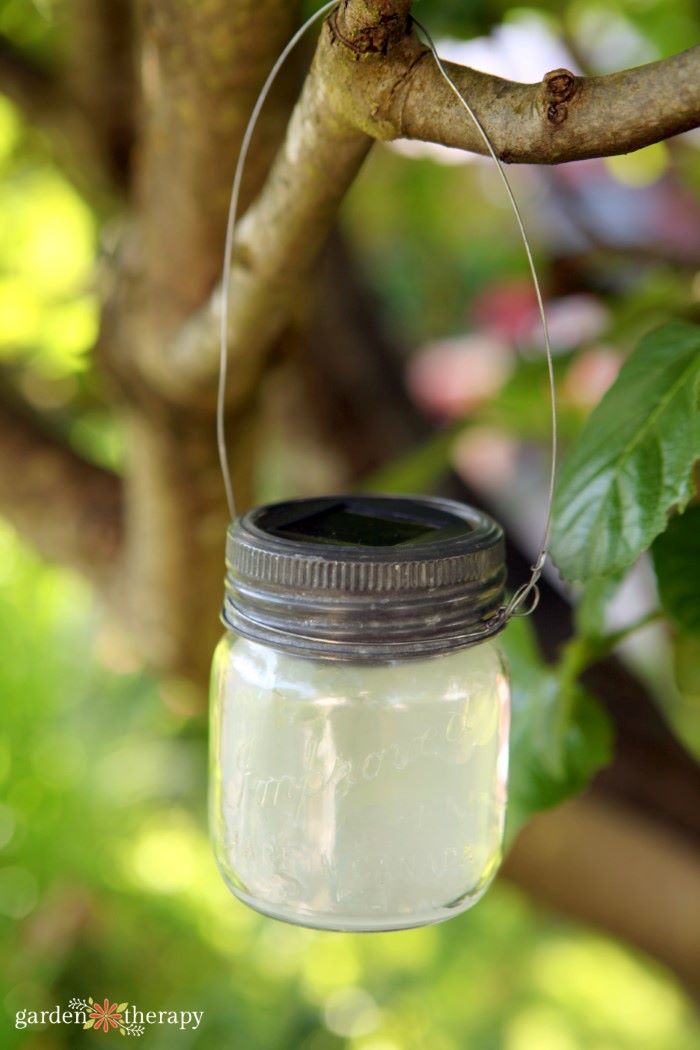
[210,495,510,931]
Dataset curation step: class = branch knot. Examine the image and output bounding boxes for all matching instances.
[543,67,578,126]
[331,1,411,57]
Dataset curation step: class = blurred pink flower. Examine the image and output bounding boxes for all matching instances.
[451,427,518,492]
[564,346,622,409]
[406,334,513,420]
[473,282,537,342]
[528,294,609,352]
[474,284,609,352]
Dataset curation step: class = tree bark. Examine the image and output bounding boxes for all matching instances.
[62,0,137,193]
[395,46,700,162]
[97,1,305,682]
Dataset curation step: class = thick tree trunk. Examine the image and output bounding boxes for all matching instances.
[101,1,303,682]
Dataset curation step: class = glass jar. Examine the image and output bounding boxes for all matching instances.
[210,495,510,931]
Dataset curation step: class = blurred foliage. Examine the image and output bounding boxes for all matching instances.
[573,575,624,642]
[501,619,613,841]
[344,151,530,344]
[365,420,462,495]
[1,0,700,1045]
[317,0,700,48]
[652,506,700,756]
[0,93,122,470]
[0,0,58,58]
[1,523,698,1049]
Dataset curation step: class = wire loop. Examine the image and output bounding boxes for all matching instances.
[217,3,557,632]
[505,579,542,619]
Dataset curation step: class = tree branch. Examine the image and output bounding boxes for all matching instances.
[0,399,123,594]
[149,6,700,398]
[396,45,700,163]
[130,0,305,344]
[138,0,413,400]
[143,46,371,401]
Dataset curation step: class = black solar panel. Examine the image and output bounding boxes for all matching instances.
[268,500,473,547]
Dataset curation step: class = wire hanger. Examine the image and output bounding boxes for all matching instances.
[217,1,557,626]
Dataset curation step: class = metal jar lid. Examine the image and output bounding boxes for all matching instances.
[223,494,507,661]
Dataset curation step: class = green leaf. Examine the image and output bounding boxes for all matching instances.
[83,1020,95,1030]
[551,321,700,582]
[652,504,700,634]
[117,1002,129,1012]
[502,617,614,842]
[574,572,625,640]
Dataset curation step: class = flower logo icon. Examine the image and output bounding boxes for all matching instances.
[69,997,143,1036]
[87,1000,124,1033]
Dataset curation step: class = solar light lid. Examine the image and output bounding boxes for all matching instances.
[223,495,506,661]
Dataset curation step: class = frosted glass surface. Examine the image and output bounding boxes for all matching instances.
[210,636,510,931]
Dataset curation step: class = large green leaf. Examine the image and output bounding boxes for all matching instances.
[501,618,613,842]
[652,503,700,634]
[551,321,700,582]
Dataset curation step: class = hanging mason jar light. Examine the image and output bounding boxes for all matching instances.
[210,495,511,930]
[209,2,555,931]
